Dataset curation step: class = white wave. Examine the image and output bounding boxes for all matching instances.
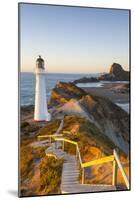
[76,82,103,88]
[116,103,129,113]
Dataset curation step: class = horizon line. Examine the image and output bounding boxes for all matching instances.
[20,71,104,74]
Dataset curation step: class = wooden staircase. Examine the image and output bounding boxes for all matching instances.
[37,117,129,194]
[46,142,116,194]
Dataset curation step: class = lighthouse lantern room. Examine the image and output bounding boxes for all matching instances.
[34,56,51,122]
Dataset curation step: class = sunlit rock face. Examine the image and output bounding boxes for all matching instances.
[21,80,130,192]
[49,82,129,155]
[49,82,86,107]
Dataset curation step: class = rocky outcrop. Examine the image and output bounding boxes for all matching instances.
[110,83,129,93]
[49,82,86,107]
[73,77,99,84]
[73,63,129,83]
[99,63,129,81]
[80,95,129,146]
[49,82,129,155]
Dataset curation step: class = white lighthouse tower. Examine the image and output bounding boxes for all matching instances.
[34,56,51,122]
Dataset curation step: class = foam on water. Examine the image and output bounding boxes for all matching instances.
[76,82,103,88]
[116,103,129,113]
[20,72,129,106]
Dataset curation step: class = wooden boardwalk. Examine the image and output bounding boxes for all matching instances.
[46,142,116,194]
[37,119,129,192]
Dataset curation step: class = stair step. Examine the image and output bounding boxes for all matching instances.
[63,170,79,173]
[62,177,78,181]
[63,166,78,169]
[61,185,116,193]
[63,168,79,170]
[62,181,79,185]
[46,141,117,194]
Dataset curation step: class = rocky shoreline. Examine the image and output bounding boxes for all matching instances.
[20,61,130,195]
[21,82,129,126]
[81,82,129,104]
[21,81,130,151]
[73,63,129,84]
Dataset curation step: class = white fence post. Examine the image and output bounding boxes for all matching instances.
[62,140,64,151]
[113,149,129,189]
[112,158,118,186]
[82,168,85,184]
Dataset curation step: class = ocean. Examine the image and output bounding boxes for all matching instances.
[20,72,129,113]
[20,72,100,106]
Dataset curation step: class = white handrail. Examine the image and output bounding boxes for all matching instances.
[76,144,82,165]
[113,149,130,189]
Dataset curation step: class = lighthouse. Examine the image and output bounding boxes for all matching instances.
[34,56,51,122]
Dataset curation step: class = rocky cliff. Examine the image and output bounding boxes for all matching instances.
[99,63,129,81]
[49,82,129,155]
[49,82,86,107]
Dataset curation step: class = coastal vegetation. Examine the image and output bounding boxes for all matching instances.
[20,140,63,196]
[20,75,130,195]
[39,157,63,195]
[37,119,61,137]
[20,120,63,196]
[61,115,129,187]
[20,111,129,195]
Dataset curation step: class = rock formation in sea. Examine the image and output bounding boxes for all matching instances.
[73,63,129,83]
[73,77,99,84]
[99,63,129,81]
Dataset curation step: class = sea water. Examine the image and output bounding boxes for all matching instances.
[20,72,129,113]
[20,72,99,106]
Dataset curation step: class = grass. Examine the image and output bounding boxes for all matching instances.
[20,141,63,196]
[37,119,61,137]
[61,115,129,186]
[20,145,34,184]
[20,114,129,194]
[40,157,63,194]
[20,119,63,196]
[21,122,41,136]
[62,115,117,156]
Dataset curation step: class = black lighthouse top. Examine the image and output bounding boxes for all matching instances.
[36,55,44,69]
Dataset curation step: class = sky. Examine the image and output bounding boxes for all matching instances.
[20,3,129,73]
